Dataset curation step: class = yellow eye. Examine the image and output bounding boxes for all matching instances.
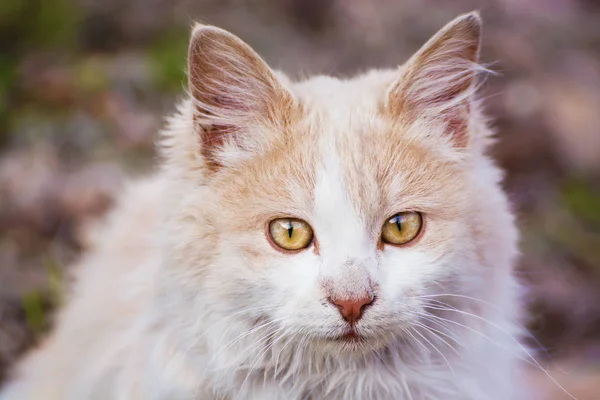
[381,212,423,246]
[268,218,314,251]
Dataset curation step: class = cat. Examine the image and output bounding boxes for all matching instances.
[0,11,533,400]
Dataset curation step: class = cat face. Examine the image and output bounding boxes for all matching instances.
[207,110,470,351]
[164,13,517,355]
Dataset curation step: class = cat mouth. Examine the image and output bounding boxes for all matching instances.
[334,329,365,343]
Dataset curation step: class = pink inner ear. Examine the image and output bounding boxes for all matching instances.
[210,94,252,113]
[436,82,472,147]
[446,107,470,148]
[198,123,237,170]
[193,93,246,170]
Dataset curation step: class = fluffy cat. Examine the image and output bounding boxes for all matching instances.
[1,12,532,399]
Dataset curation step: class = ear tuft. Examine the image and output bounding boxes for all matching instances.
[386,12,483,147]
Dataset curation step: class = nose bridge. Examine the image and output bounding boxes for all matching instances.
[321,258,376,301]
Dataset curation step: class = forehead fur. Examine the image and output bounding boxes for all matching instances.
[208,69,471,235]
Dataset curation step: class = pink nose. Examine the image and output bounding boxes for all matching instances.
[330,296,374,324]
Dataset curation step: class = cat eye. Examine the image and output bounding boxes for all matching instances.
[381,212,423,246]
[268,218,314,251]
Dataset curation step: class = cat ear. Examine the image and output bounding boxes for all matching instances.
[386,12,482,147]
[187,24,294,169]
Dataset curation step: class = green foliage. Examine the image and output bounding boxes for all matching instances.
[558,178,600,270]
[21,255,64,337]
[562,178,600,225]
[0,0,82,51]
[0,0,82,146]
[44,254,64,308]
[74,57,111,95]
[149,28,188,91]
[0,57,17,97]
[22,290,46,336]
[0,56,17,140]
[0,0,28,34]
[30,0,81,49]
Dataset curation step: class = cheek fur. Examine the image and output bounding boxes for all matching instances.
[376,217,477,312]
[267,252,331,325]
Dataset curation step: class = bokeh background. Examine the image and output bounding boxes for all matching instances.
[1,0,599,398]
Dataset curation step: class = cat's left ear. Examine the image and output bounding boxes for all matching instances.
[386,12,482,147]
[188,24,295,170]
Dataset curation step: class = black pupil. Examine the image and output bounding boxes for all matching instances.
[287,221,294,238]
[395,215,402,231]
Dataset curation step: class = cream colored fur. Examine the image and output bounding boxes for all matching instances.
[1,12,534,400]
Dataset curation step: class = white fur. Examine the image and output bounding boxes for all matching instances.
[0,13,538,400]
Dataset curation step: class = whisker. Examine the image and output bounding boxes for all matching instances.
[203,318,285,372]
[410,326,456,376]
[413,321,461,356]
[403,326,431,355]
[422,305,577,400]
[414,293,554,359]
[172,304,278,370]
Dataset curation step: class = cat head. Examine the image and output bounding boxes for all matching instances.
[160,12,518,355]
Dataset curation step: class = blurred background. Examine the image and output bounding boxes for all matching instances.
[0,0,599,398]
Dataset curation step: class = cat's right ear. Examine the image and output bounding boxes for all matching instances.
[385,12,482,148]
[187,24,294,169]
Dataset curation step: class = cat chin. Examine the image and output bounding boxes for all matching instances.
[314,340,394,360]
[308,330,398,357]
